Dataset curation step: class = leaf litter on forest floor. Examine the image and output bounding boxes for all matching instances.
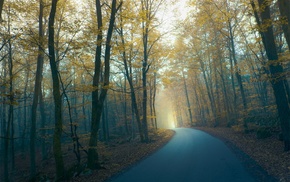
[196,127,290,182]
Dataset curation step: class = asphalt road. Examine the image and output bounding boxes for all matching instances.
[108,128,256,182]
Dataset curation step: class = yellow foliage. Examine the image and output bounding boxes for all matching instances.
[231,125,244,133]
[161,77,172,86]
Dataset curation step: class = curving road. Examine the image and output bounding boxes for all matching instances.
[108,128,257,182]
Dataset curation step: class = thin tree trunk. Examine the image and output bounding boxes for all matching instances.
[123,77,129,135]
[215,33,231,125]
[30,0,44,178]
[182,71,193,125]
[88,0,121,169]
[21,71,28,157]
[149,79,153,128]
[228,20,248,129]
[141,0,152,143]
[119,14,144,141]
[8,25,15,173]
[4,10,14,181]
[199,58,217,124]
[102,102,108,142]
[39,89,47,160]
[0,0,4,21]
[2,65,8,182]
[1,58,7,169]
[48,0,65,178]
[142,60,149,142]
[213,60,221,126]
[152,71,157,130]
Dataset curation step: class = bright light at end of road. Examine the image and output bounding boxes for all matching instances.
[168,114,176,128]
[171,122,176,128]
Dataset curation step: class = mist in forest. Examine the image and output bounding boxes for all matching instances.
[1,0,290,181]
[156,91,176,129]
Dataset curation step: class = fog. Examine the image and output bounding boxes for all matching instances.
[156,91,176,129]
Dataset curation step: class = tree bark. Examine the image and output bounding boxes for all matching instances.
[123,77,129,135]
[198,57,217,124]
[88,0,121,169]
[182,71,193,125]
[251,0,290,151]
[4,9,14,181]
[119,12,144,141]
[277,0,290,50]
[48,0,65,178]
[30,0,44,178]
[21,70,29,156]
[1,57,7,182]
[152,71,157,130]
[39,88,47,160]
[0,0,4,21]
[228,20,248,128]
[142,54,149,142]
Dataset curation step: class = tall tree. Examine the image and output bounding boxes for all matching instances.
[87,0,122,169]
[4,7,14,181]
[117,3,144,141]
[30,0,45,179]
[251,0,290,151]
[141,0,150,142]
[140,0,165,142]
[48,0,65,179]
[182,70,193,125]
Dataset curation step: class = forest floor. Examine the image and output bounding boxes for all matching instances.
[195,127,290,182]
[4,129,174,182]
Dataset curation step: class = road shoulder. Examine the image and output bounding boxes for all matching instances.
[72,129,175,182]
[195,127,289,182]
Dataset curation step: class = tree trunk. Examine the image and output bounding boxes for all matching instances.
[0,0,4,21]
[252,0,290,151]
[102,100,109,142]
[88,0,103,169]
[88,0,120,169]
[81,92,87,132]
[182,71,193,125]
[199,57,217,124]
[8,21,15,172]
[149,78,154,128]
[21,70,29,157]
[123,78,129,135]
[30,0,44,178]
[152,71,157,130]
[277,0,290,50]
[39,88,47,160]
[141,20,149,142]
[4,10,14,181]
[212,30,231,126]
[142,56,149,142]
[228,20,248,129]
[48,0,65,179]
[2,60,8,182]
[119,13,144,141]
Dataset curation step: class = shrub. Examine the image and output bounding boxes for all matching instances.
[256,127,272,139]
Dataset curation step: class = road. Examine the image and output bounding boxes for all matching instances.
[108,128,256,182]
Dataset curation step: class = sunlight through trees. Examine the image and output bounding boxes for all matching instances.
[0,0,289,181]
